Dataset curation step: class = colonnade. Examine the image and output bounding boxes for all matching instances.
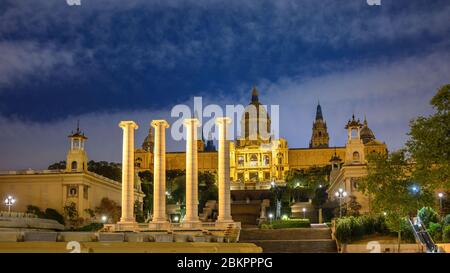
[117,117,233,230]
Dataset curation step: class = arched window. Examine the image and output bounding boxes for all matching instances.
[71,161,77,171]
[250,154,258,166]
[352,151,360,161]
[264,155,270,166]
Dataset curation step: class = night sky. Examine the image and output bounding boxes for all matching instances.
[0,0,449,170]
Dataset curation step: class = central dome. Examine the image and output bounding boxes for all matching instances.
[239,86,271,146]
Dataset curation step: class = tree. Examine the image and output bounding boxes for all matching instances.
[48,161,66,170]
[87,160,122,181]
[95,197,121,223]
[63,202,80,226]
[406,84,450,190]
[347,195,362,217]
[360,151,433,251]
[198,171,218,211]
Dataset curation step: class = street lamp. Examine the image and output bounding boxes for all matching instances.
[101,215,108,223]
[438,192,445,214]
[302,207,307,219]
[334,188,347,218]
[268,213,274,224]
[4,195,16,213]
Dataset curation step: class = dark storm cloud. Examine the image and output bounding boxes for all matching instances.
[0,0,449,169]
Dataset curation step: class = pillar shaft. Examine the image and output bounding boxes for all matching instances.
[119,121,138,223]
[152,120,170,223]
[184,118,200,223]
[216,117,233,223]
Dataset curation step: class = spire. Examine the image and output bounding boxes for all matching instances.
[315,102,323,120]
[251,86,259,103]
[69,120,87,139]
[363,114,368,126]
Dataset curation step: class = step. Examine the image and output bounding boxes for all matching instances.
[240,239,337,253]
[240,228,332,241]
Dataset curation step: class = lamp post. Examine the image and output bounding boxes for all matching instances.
[334,188,347,218]
[4,195,16,214]
[302,207,307,219]
[438,192,444,215]
[101,215,108,223]
[268,213,273,224]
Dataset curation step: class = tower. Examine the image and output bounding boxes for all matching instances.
[142,126,154,152]
[239,86,271,147]
[205,131,216,152]
[309,102,329,148]
[344,114,365,165]
[329,148,342,181]
[66,121,88,172]
[194,110,205,152]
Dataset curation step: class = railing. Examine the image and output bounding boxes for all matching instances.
[0,211,38,218]
[0,169,64,175]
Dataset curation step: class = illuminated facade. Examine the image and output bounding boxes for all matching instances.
[135,87,388,190]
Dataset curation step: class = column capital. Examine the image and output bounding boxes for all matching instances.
[183,118,200,127]
[215,117,232,125]
[151,120,170,129]
[119,120,139,130]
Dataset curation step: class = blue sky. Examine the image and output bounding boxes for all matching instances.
[0,0,449,169]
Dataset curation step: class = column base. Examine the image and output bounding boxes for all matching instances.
[116,221,139,232]
[182,220,201,229]
[148,220,170,230]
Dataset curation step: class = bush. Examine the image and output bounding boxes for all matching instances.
[270,219,310,229]
[400,219,416,243]
[70,222,104,232]
[44,208,65,225]
[26,205,45,218]
[360,215,376,235]
[442,214,450,226]
[348,216,364,240]
[335,218,352,244]
[373,214,389,234]
[418,207,439,228]
[443,225,450,243]
[428,222,442,242]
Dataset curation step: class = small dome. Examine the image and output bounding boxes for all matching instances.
[360,116,375,144]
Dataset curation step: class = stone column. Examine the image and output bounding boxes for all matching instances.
[183,118,201,226]
[118,121,139,226]
[216,117,233,223]
[151,120,170,224]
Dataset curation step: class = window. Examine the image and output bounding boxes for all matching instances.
[249,154,258,166]
[263,155,270,166]
[68,186,78,197]
[352,151,360,161]
[71,161,77,171]
[264,172,270,180]
[351,128,358,138]
[249,172,258,181]
[237,172,244,181]
[351,178,359,190]
[83,186,88,199]
[238,156,244,167]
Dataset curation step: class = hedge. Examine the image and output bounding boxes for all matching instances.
[269,219,311,229]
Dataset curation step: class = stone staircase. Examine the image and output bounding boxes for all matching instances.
[239,227,337,253]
